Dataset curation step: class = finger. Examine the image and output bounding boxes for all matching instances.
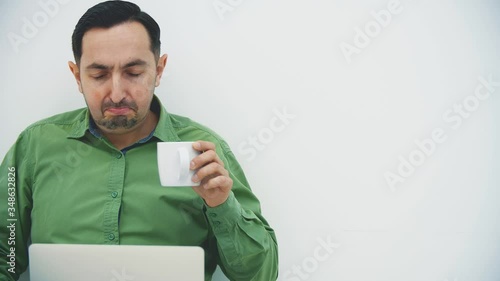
[192,162,227,183]
[190,150,224,170]
[191,182,220,199]
[201,175,232,192]
[192,175,233,207]
[192,141,216,152]
[199,187,220,199]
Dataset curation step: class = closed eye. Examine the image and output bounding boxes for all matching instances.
[127,72,142,78]
[92,74,107,80]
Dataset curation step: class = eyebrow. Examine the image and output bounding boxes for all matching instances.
[123,59,148,69]
[85,59,148,71]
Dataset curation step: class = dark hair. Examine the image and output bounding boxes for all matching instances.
[72,0,161,64]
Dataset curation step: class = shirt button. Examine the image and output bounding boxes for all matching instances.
[108,233,115,241]
[111,191,118,198]
[116,153,123,159]
[209,213,217,218]
[213,221,221,226]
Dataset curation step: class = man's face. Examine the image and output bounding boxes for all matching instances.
[70,21,166,135]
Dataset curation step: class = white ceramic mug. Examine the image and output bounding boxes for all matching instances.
[157,142,201,187]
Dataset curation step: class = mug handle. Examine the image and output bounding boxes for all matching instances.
[177,147,190,181]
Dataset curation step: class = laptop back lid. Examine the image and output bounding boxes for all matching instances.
[29,244,204,281]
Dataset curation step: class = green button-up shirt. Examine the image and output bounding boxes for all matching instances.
[0,96,278,281]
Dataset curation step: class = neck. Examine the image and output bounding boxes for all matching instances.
[102,110,158,150]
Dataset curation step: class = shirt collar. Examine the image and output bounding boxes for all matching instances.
[152,95,181,142]
[88,117,102,138]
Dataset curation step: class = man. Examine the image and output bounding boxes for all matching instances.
[0,1,278,280]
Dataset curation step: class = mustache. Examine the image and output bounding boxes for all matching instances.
[102,100,138,111]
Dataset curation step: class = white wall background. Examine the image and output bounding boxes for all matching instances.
[1,0,499,280]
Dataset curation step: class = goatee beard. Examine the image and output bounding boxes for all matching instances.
[97,115,138,130]
[99,99,139,130]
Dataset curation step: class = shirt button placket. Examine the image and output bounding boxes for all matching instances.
[103,151,125,244]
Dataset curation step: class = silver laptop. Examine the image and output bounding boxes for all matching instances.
[29,244,204,281]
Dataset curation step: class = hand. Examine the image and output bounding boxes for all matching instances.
[190,141,233,207]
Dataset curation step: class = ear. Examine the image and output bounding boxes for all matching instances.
[154,54,168,87]
[68,61,83,93]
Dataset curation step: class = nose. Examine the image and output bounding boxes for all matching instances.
[109,74,126,104]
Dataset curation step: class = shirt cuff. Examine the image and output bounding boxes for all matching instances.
[204,192,242,232]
